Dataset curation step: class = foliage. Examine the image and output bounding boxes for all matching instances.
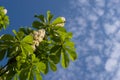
[0,7,77,80]
[0,7,9,30]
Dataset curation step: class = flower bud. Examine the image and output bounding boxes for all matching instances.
[3,9,7,14]
[61,17,66,22]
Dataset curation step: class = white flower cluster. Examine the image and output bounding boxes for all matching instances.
[56,17,66,27]
[32,29,45,50]
[3,9,7,14]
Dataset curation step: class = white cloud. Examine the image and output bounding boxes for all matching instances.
[93,7,104,16]
[88,13,98,22]
[105,58,118,72]
[104,23,118,35]
[110,42,120,59]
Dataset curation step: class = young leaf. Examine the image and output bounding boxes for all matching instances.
[47,11,53,23]
[52,17,65,25]
[21,35,33,44]
[21,43,33,54]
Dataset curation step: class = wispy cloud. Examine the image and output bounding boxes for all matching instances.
[44,0,120,80]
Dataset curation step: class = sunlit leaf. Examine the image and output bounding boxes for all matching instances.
[22,35,33,44]
[38,62,46,74]
[52,17,65,25]
[47,11,53,23]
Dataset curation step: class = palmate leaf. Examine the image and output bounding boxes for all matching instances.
[49,48,61,64]
[21,43,33,55]
[63,39,77,61]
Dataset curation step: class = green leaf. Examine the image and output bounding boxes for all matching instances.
[66,48,77,61]
[21,43,33,54]
[0,34,14,41]
[57,27,66,32]
[61,49,70,68]
[13,30,24,40]
[0,50,6,61]
[13,74,19,80]
[44,62,49,74]
[64,40,75,48]
[35,15,45,22]
[0,43,9,50]
[35,71,42,80]
[49,61,57,71]
[37,62,46,74]
[32,20,44,29]
[66,32,73,39]
[49,48,61,64]
[52,17,65,25]
[21,35,33,44]
[20,68,29,80]
[50,45,61,53]
[47,11,53,23]
[12,30,17,36]
[27,68,34,80]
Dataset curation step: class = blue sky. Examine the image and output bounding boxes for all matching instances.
[1,0,120,80]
